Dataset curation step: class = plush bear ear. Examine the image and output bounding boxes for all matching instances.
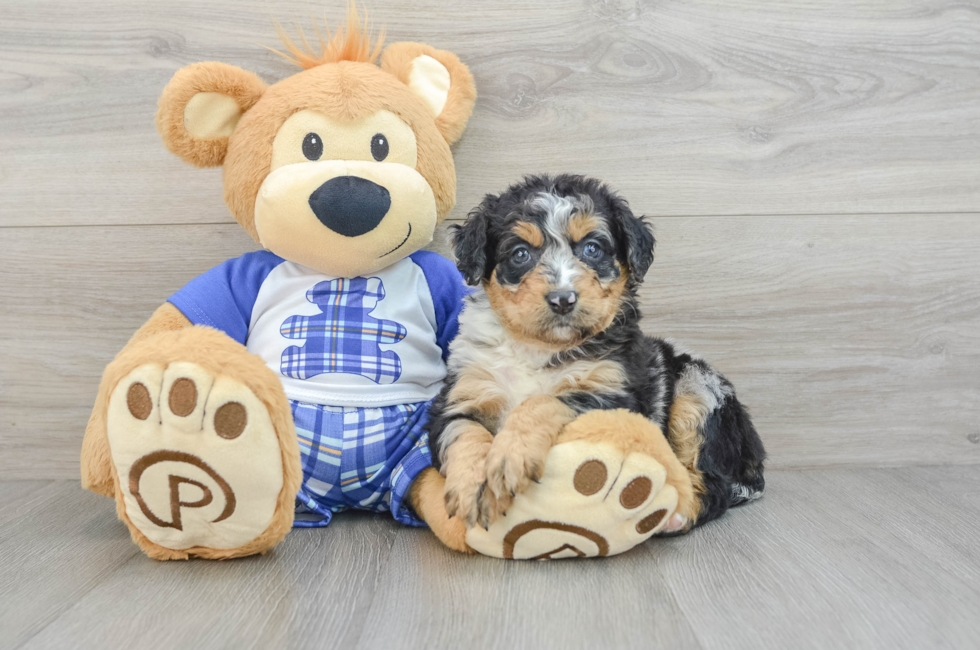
[156,62,267,168]
[380,42,476,145]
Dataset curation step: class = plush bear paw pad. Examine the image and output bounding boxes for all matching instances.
[465,441,679,559]
[107,362,284,552]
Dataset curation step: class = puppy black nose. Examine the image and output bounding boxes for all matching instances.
[308,176,391,237]
[546,290,578,315]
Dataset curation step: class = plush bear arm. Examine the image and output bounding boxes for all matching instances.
[80,303,192,496]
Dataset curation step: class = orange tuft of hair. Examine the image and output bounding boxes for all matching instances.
[266,2,386,69]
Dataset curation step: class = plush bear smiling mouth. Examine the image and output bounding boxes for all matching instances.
[379,223,413,258]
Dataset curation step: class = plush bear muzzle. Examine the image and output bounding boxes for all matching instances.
[308,175,392,238]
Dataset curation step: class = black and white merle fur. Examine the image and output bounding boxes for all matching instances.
[427,174,766,530]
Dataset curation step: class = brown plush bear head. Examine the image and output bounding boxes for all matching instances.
[156,8,475,277]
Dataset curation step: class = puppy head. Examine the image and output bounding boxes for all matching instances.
[453,174,655,351]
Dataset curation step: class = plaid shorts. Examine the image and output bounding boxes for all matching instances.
[291,399,433,528]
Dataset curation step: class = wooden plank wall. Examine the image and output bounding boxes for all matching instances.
[2,0,979,478]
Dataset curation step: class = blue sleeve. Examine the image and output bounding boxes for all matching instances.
[167,250,285,345]
[410,251,473,361]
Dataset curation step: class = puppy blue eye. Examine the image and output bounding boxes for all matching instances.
[583,242,603,259]
[303,133,323,160]
[371,134,389,161]
[512,247,531,264]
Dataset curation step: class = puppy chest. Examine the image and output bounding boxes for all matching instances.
[454,341,626,428]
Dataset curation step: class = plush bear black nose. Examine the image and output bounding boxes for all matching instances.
[308,176,391,237]
[546,290,578,315]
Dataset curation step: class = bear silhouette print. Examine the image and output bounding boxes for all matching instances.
[280,277,407,384]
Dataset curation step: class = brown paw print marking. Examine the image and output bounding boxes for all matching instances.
[129,450,236,531]
[574,459,665,537]
[127,383,153,420]
[573,459,608,496]
[620,477,652,509]
[636,509,668,534]
[502,520,610,559]
[168,378,197,416]
[214,402,247,439]
[496,457,670,559]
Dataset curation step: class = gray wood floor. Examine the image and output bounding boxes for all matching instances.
[2,467,979,650]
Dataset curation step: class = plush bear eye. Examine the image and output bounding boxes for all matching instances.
[371,133,389,161]
[302,133,323,161]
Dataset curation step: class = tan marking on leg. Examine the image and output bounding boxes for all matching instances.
[568,213,601,243]
[557,409,698,522]
[667,394,709,504]
[512,221,544,248]
[408,467,474,553]
[443,423,495,528]
[445,365,507,427]
[483,395,577,525]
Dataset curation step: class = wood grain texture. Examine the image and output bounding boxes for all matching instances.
[1,0,979,228]
[0,482,139,649]
[15,512,401,650]
[649,466,980,650]
[4,468,979,650]
[0,481,56,528]
[3,214,979,478]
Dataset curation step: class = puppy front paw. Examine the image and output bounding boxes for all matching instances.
[484,428,549,517]
[444,468,488,529]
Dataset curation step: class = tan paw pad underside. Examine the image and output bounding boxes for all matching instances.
[107,363,284,551]
[466,441,679,560]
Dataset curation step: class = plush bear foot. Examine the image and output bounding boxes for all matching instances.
[465,440,679,559]
[106,361,292,560]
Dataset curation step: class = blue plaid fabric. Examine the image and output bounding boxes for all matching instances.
[291,399,433,528]
[280,277,408,384]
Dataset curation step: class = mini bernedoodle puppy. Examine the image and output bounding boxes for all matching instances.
[426,174,766,535]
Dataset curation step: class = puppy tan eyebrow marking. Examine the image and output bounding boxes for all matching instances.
[568,213,601,243]
[512,221,544,248]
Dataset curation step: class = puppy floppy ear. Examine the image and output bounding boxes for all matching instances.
[381,42,476,145]
[610,196,655,282]
[156,62,267,168]
[451,196,496,286]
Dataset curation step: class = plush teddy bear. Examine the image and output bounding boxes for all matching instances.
[79,8,697,561]
[80,8,483,559]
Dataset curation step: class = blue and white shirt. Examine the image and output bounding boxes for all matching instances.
[168,251,468,408]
